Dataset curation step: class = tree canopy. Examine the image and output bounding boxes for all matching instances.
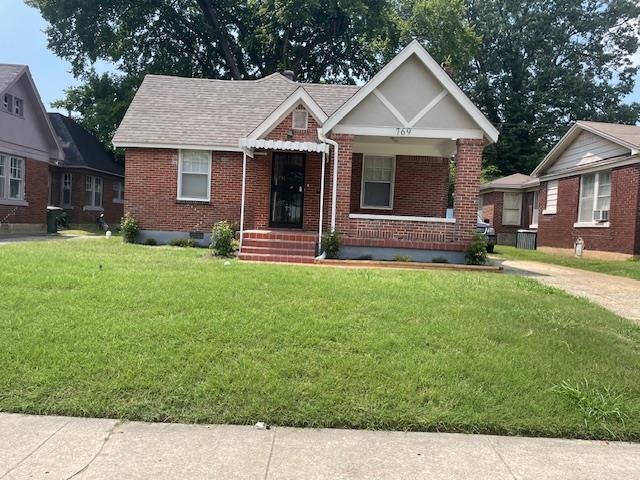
[29,0,640,175]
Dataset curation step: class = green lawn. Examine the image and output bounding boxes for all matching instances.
[492,245,640,280]
[1,239,639,440]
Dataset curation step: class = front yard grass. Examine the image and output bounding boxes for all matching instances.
[1,239,639,440]
[493,245,640,280]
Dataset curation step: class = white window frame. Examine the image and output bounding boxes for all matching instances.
[502,192,522,226]
[575,171,611,227]
[543,180,558,214]
[360,155,395,210]
[292,109,308,130]
[113,181,124,203]
[84,175,103,209]
[2,94,12,113]
[530,190,539,228]
[61,172,72,206]
[177,149,212,202]
[0,154,25,201]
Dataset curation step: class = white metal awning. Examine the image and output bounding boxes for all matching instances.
[239,138,329,153]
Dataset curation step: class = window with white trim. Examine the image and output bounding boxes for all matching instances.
[531,190,539,227]
[502,192,522,225]
[178,150,211,201]
[2,94,23,117]
[85,175,103,207]
[61,172,72,206]
[113,181,124,202]
[292,108,308,130]
[0,154,25,201]
[578,171,610,224]
[2,94,12,113]
[361,155,395,209]
[544,180,558,214]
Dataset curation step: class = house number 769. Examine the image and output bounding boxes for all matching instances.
[396,128,412,135]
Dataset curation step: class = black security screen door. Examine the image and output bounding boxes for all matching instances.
[270,153,305,228]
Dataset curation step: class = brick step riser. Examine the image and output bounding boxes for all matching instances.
[239,253,316,264]
[243,233,318,242]
[241,246,316,256]
[242,239,317,250]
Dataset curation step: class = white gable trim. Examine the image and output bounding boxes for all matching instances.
[537,154,639,182]
[248,87,328,140]
[372,89,410,127]
[532,121,637,177]
[322,40,499,143]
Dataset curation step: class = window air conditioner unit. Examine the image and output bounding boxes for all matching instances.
[593,210,609,222]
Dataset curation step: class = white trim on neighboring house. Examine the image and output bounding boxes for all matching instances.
[542,180,558,215]
[537,154,639,182]
[349,213,455,223]
[360,155,396,210]
[532,122,638,177]
[177,149,212,202]
[247,87,329,140]
[111,141,243,152]
[322,40,499,143]
[331,125,484,139]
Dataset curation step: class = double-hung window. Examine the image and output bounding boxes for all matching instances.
[0,154,25,201]
[113,181,124,203]
[61,173,72,206]
[361,155,395,209]
[578,171,610,224]
[85,175,103,208]
[178,150,211,201]
[502,192,522,225]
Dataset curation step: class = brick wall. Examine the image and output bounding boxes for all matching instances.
[350,154,448,217]
[0,157,48,226]
[480,189,536,245]
[265,110,321,143]
[537,164,640,255]
[453,138,483,244]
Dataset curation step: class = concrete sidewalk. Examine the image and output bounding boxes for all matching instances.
[1,413,638,479]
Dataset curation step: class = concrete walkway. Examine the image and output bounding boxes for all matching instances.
[0,413,638,479]
[496,259,640,323]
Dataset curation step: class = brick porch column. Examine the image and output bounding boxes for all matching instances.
[454,138,484,245]
[331,134,354,234]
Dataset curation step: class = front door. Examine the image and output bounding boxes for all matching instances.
[270,153,305,228]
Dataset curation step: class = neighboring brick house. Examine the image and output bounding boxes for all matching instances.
[531,121,640,259]
[113,41,499,263]
[479,173,540,246]
[48,113,124,227]
[0,64,63,234]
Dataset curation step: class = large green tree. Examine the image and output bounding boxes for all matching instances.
[460,0,640,176]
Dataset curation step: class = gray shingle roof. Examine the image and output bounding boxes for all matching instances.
[49,113,124,177]
[0,64,26,95]
[113,73,359,148]
[480,173,537,191]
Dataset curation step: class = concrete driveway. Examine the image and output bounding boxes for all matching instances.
[496,259,640,323]
[1,413,639,479]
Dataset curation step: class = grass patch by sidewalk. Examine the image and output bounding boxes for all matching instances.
[0,239,639,440]
[493,245,640,281]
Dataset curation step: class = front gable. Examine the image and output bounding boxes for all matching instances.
[324,41,499,142]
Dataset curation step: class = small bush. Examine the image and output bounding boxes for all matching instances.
[465,233,488,265]
[120,212,140,243]
[210,221,237,257]
[356,254,373,260]
[321,231,341,259]
[144,238,158,246]
[393,254,412,262]
[432,256,449,264]
[169,238,196,248]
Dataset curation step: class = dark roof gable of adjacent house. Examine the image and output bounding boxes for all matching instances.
[480,173,539,192]
[48,113,123,177]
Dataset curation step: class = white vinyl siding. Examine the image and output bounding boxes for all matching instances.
[578,171,611,224]
[547,130,630,173]
[85,175,103,208]
[61,173,72,206]
[544,180,558,214]
[502,192,522,225]
[178,150,211,201]
[361,155,395,209]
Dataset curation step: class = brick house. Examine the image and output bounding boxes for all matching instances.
[531,121,640,259]
[113,41,499,263]
[48,113,124,227]
[479,173,540,246]
[0,64,63,234]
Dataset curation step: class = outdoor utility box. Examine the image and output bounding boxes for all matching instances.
[516,229,537,250]
[46,206,65,233]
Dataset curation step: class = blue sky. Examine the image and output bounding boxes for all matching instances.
[1,0,639,114]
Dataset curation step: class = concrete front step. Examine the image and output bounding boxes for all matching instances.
[239,253,316,264]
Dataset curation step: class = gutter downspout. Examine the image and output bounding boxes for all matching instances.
[317,129,339,232]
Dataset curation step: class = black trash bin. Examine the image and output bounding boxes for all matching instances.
[46,206,65,233]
